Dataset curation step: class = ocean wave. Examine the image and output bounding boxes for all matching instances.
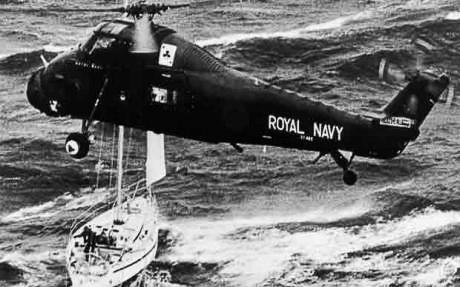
[162,201,229,217]
[223,37,349,70]
[42,43,73,55]
[0,193,75,223]
[445,11,460,20]
[162,206,460,286]
[229,181,429,236]
[0,261,24,283]
[1,188,112,226]
[0,49,57,75]
[196,11,373,47]
[1,30,41,42]
[0,137,100,192]
[0,43,68,75]
[218,14,460,85]
[148,260,220,287]
[0,250,66,287]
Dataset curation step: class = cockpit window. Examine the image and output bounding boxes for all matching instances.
[80,20,133,55]
[81,34,131,57]
[99,22,128,35]
[90,36,117,54]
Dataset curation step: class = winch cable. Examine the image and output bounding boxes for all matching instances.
[95,123,105,190]
[108,124,117,191]
[124,127,134,172]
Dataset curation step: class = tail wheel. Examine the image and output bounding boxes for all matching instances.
[65,133,90,159]
[343,170,358,186]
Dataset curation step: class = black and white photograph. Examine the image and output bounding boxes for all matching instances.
[0,0,459,286]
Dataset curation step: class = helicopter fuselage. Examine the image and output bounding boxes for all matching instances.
[26,19,449,184]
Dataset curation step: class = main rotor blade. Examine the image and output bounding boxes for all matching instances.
[0,1,216,14]
[0,7,124,13]
[0,4,191,19]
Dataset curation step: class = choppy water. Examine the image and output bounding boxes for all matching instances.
[1,0,460,286]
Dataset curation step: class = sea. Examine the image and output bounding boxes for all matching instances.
[1,0,460,286]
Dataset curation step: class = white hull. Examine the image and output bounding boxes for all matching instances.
[66,196,158,287]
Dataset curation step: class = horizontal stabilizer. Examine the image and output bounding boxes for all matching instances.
[439,85,456,107]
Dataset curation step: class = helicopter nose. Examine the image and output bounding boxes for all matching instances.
[26,68,51,114]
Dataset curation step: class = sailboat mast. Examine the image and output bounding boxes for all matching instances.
[117,125,124,207]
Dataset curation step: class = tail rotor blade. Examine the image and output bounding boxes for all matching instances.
[379,58,407,84]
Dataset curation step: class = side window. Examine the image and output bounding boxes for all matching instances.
[150,87,178,105]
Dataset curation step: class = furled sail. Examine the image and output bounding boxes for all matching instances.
[146,131,166,187]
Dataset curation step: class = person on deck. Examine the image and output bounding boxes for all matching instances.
[97,230,108,245]
[89,229,96,252]
[74,226,91,243]
[74,226,96,261]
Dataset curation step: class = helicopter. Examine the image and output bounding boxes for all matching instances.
[23,1,452,185]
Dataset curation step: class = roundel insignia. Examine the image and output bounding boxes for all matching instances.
[66,141,79,155]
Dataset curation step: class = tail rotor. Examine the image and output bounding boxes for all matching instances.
[379,35,457,108]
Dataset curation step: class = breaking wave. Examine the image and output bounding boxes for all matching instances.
[196,11,374,47]
[0,261,24,283]
[161,206,460,286]
[0,49,57,75]
[445,11,460,20]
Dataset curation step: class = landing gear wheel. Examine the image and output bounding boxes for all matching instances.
[65,133,90,159]
[343,170,358,186]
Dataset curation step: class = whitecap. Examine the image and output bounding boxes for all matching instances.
[43,44,72,53]
[1,193,74,223]
[445,11,460,20]
[195,11,373,47]
[162,207,460,286]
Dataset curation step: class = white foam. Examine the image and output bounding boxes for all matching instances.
[405,257,460,286]
[0,189,108,222]
[372,179,414,193]
[63,188,110,211]
[43,44,72,53]
[1,198,63,223]
[1,187,113,223]
[195,11,373,47]
[0,250,66,286]
[445,11,460,20]
[162,207,460,286]
[1,250,64,264]
[0,44,68,62]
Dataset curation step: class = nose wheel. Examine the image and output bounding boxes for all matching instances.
[65,133,90,159]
